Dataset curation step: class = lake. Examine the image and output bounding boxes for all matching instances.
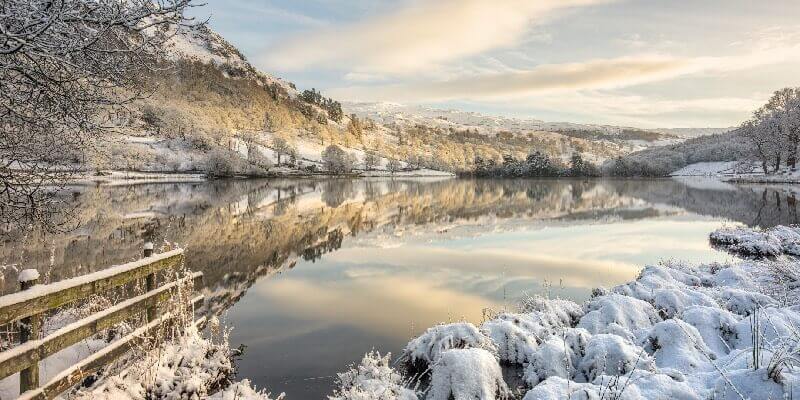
[2,177,798,398]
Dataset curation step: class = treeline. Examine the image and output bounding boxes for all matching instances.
[468,152,599,178]
[740,87,800,173]
[601,131,749,177]
[606,87,800,177]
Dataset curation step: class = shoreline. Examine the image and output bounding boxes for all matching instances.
[64,168,456,186]
[329,225,800,399]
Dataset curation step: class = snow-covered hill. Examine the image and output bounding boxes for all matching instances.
[344,101,681,146]
[166,25,297,96]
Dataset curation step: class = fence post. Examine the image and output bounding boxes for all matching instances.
[18,269,41,393]
[143,242,158,321]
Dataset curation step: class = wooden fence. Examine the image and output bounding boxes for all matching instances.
[0,245,204,400]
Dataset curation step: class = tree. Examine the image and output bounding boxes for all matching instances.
[322,145,355,174]
[272,137,291,165]
[347,114,364,138]
[1,0,197,230]
[387,159,401,174]
[568,153,598,177]
[364,152,379,171]
[758,88,800,170]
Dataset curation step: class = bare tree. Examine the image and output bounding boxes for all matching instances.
[363,151,379,171]
[387,159,401,174]
[272,137,291,165]
[1,0,199,231]
[757,88,800,170]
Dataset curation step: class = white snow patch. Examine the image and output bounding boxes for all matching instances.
[18,268,40,283]
[427,348,509,400]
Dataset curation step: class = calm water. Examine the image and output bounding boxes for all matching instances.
[2,177,799,398]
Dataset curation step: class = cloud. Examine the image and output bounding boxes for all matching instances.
[327,42,800,103]
[511,92,763,128]
[329,55,687,101]
[260,0,612,74]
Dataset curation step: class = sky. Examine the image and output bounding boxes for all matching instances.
[190,0,800,128]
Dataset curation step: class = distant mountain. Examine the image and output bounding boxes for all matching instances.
[345,101,681,146]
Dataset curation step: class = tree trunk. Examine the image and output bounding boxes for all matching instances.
[774,153,782,173]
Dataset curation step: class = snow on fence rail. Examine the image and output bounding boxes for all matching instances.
[0,245,204,399]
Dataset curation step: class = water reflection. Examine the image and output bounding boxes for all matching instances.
[1,177,797,397]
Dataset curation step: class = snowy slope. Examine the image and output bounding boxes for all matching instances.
[344,102,679,143]
[166,26,297,96]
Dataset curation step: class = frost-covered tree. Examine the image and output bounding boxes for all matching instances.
[387,159,401,174]
[758,88,800,170]
[1,0,198,230]
[272,137,292,165]
[322,145,355,174]
[363,151,379,171]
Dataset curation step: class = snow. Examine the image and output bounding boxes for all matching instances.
[0,249,184,310]
[331,352,418,400]
[576,333,656,382]
[576,293,661,341]
[680,306,738,357]
[402,322,496,369]
[482,317,539,365]
[17,268,40,283]
[73,322,277,400]
[711,225,800,257]
[642,319,712,372]
[671,161,739,176]
[210,380,284,400]
[426,348,509,400]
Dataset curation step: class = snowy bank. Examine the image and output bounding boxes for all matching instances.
[75,320,283,400]
[711,225,800,258]
[331,226,800,399]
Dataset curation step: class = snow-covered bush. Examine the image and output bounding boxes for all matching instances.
[76,324,250,400]
[209,380,284,400]
[206,148,239,177]
[524,337,578,386]
[592,370,700,400]
[709,369,784,400]
[482,316,540,365]
[680,306,739,357]
[710,227,784,257]
[518,296,584,327]
[521,377,604,400]
[717,288,777,316]
[402,322,496,370]
[642,319,713,371]
[651,287,718,319]
[426,348,509,400]
[576,334,655,382]
[577,294,661,341]
[331,352,418,400]
[481,297,582,365]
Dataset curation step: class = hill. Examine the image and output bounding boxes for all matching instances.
[82,26,708,178]
[604,129,751,177]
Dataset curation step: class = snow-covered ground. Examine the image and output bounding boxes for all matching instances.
[74,322,282,400]
[672,161,800,184]
[331,225,800,399]
[671,161,739,177]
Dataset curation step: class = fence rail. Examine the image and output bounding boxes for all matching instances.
[0,245,203,400]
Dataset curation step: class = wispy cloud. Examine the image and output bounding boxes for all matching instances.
[329,55,685,101]
[327,42,800,102]
[259,0,614,74]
